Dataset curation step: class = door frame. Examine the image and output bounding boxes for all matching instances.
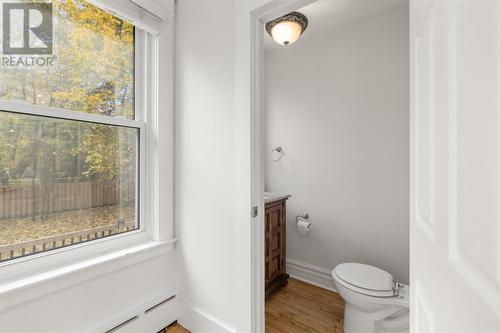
[248,0,319,331]
[248,1,413,332]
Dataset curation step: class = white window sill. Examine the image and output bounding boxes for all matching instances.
[0,238,177,312]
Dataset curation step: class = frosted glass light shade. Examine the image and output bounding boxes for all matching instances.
[266,12,308,47]
[270,21,303,46]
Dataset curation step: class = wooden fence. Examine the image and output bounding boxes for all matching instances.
[0,222,136,262]
[0,180,134,220]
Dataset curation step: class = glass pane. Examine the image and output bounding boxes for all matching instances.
[0,0,135,119]
[0,111,138,262]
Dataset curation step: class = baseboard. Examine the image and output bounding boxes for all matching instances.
[286,258,337,292]
[177,299,235,333]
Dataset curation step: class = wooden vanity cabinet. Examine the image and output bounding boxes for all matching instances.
[265,197,289,298]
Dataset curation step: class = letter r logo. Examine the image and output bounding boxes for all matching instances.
[2,3,53,55]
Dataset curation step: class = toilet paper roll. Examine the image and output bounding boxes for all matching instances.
[297,219,312,235]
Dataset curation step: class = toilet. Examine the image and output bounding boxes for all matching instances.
[332,263,409,333]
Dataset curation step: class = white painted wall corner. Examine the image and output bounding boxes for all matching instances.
[177,298,235,333]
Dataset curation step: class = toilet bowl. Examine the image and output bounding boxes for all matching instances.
[332,263,409,333]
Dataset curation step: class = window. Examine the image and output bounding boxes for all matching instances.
[0,0,144,262]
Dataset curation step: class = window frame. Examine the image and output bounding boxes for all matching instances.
[0,24,159,282]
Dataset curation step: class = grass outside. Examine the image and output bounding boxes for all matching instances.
[0,205,135,246]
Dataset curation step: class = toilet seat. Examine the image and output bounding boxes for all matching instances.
[332,263,396,298]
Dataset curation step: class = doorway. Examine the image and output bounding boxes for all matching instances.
[251,0,410,331]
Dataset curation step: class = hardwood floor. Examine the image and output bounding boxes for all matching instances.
[162,278,344,333]
[159,322,190,333]
[266,278,345,333]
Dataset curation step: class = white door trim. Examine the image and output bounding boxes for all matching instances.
[248,1,318,332]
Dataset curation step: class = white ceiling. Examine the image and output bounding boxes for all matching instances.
[264,0,406,50]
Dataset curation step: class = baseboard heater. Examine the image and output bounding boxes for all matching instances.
[145,295,176,314]
[89,290,179,333]
[105,316,139,333]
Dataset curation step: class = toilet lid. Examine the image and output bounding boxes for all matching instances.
[334,263,394,292]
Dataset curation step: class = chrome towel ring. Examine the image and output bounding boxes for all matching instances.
[269,147,283,162]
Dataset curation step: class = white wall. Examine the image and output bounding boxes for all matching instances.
[175,0,271,331]
[264,6,410,283]
[174,0,237,330]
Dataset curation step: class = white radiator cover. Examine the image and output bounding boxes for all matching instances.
[88,288,180,333]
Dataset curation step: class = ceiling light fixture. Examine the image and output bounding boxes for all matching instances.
[265,11,308,46]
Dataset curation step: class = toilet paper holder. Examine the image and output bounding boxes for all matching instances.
[296,213,309,223]
[296,213,311,235]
